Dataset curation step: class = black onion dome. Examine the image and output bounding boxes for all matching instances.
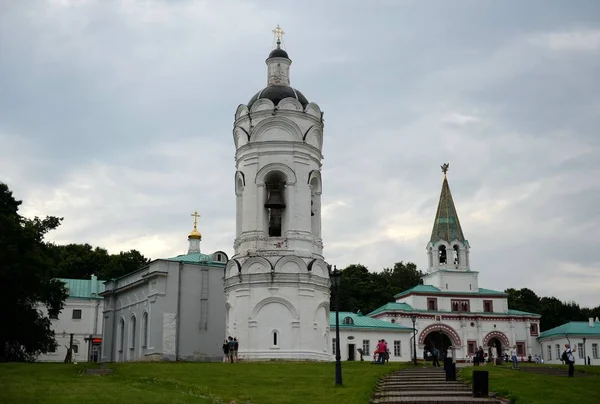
[268,48,289,59]
[248,86,309,109]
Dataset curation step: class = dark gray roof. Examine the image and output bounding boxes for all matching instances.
[268,48,289,59]
[247,85,309,109]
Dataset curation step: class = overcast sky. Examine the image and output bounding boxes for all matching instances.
[1,0,599,307]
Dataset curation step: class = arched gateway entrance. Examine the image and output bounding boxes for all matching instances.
[483,331,510,359]
[418,323,461,360]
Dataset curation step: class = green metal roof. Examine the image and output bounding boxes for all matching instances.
[57,277,105,299]
[368,303,415,316]
[165,252,226,266]
[506,309,540,316]
[367,303,540,318]
[539,321,600,339]
[393,285,506,298]
[430,173,466,243]
[330,312,413,331]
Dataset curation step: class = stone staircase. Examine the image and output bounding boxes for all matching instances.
[371,367,502,404]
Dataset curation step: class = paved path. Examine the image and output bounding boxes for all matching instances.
[371,367,502,404]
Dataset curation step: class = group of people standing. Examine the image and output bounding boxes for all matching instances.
[222,336,239,363]
[473,344,499,366]
[373,339,390,364]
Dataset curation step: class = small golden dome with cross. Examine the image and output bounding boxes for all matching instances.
[188,211,202,240]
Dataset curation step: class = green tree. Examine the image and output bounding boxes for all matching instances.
[104,249,151,279]
[381,261,424,295]
[330,262,423,314]
[0,183,68,362]
[505,287,540,314]
[48,243,150,280]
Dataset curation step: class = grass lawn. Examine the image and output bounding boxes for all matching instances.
[460,363,600,404]
[0,361,406,404]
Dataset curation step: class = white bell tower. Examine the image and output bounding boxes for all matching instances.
[224,26,331,361]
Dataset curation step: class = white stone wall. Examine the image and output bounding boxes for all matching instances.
[539,335,600,366]
[421,271,479,293]
[372,312,541,361]
[332,328,414,362]
[37,298,103,362]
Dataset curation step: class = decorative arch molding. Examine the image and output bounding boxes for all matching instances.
[430,240,451,249]
[278,97,303,111]
[250,296,300,320]
[235,104,249,119]
[255,162,297,186]
[233,126,250,149]
[249,116,303,143]
[314,300,330,321]
[418,323,462,346]
[274,255,307,273]
[304,102,322,119]
[307,258,328,278]
[303,126,323,150]
[226,259,242,277]
[308,170,322,193]
[483,331,510,348]
[249,98,275,113]
[241,256,273,274]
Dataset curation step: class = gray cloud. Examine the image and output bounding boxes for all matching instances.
[1,0,599,307]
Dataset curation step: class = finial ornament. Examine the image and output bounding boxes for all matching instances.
[273,24,285,45]
[191,211,200,229]
[441,163,450,176]
[189,211,202,240]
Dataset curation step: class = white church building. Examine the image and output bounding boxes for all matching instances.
[37,275,104,362]
[100,215,229,362]
[366,165,542,362]
[224,27,331,361]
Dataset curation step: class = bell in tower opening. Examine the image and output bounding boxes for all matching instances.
[264,174,286,237]
[438,245,447,264]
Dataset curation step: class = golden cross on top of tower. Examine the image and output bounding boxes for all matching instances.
[273,24,285,42]
[191,211,200,229]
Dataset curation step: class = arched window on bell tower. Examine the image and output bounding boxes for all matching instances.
[309,175,321,239]
[265,172,286,237]
[438,245,447,264]
[453,245,460,265]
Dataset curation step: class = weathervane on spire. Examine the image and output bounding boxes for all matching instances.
[273,24,285,45]
[441,163,450,176]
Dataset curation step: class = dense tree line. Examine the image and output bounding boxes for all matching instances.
[330,262,424,314]
[506,288,600,331]
[46,243,151,281]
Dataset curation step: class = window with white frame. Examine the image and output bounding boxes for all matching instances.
[547,345,552,360]
[362,340,370,355]
[332,338,337,354]
[394,340,401,356]
[578,343,584,359]
[592,343,599,359]
[556,344,561,359]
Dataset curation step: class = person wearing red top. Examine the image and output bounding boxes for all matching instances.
[376,340,387,364]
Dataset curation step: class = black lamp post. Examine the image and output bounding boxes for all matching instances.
[411,314,417,366]
[329,265,343,386]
